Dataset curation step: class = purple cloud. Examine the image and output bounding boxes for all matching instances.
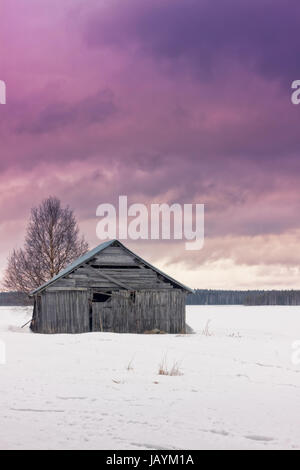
[1,0,300,288]
[84,0,300,84]
[17,89,117,134]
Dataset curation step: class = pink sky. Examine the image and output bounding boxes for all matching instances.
[1,0,300,289]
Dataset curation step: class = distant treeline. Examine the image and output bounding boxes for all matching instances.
[187,289,300,306]
[0,292,33,306]
[2,290,300,307]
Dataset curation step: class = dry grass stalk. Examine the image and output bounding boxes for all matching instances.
[158,356,183,376]
[202,320,213,336]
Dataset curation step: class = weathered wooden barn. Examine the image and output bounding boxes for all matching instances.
[30,240,193,334]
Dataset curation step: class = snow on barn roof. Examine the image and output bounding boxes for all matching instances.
[30,239,193,295]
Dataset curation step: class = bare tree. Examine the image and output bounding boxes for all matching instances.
[3,197,89,294]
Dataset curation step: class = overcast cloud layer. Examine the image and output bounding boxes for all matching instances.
[1,0,300,289]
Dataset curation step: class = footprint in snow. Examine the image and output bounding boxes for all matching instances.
[210,430,230,437]
[57,396,87,401]
[200,429,230,437]
[245,435,274,442]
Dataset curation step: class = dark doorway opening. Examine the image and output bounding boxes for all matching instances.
[90,292,113,332]
[93,293,111,303]
[89,300,93,332]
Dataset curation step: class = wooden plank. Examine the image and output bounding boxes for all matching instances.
[95,270,130,290]
[33,282,187,335]
[91,252,138,265]
[46,287,88,292]
[51,278,76,287]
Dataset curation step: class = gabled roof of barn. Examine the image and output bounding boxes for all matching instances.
[30,240,193,295]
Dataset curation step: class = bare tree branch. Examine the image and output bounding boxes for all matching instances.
[3,197,89,294]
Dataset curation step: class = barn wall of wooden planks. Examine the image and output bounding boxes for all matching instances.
[30,242,188,334]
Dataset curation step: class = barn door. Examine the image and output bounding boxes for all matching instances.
[91,292,113,332]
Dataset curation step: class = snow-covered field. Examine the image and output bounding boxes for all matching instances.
[0,305,300,450]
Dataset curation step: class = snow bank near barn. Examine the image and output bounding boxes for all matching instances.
[0,305,300,450]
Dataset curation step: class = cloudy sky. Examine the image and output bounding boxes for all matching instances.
[1,0,300,289]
